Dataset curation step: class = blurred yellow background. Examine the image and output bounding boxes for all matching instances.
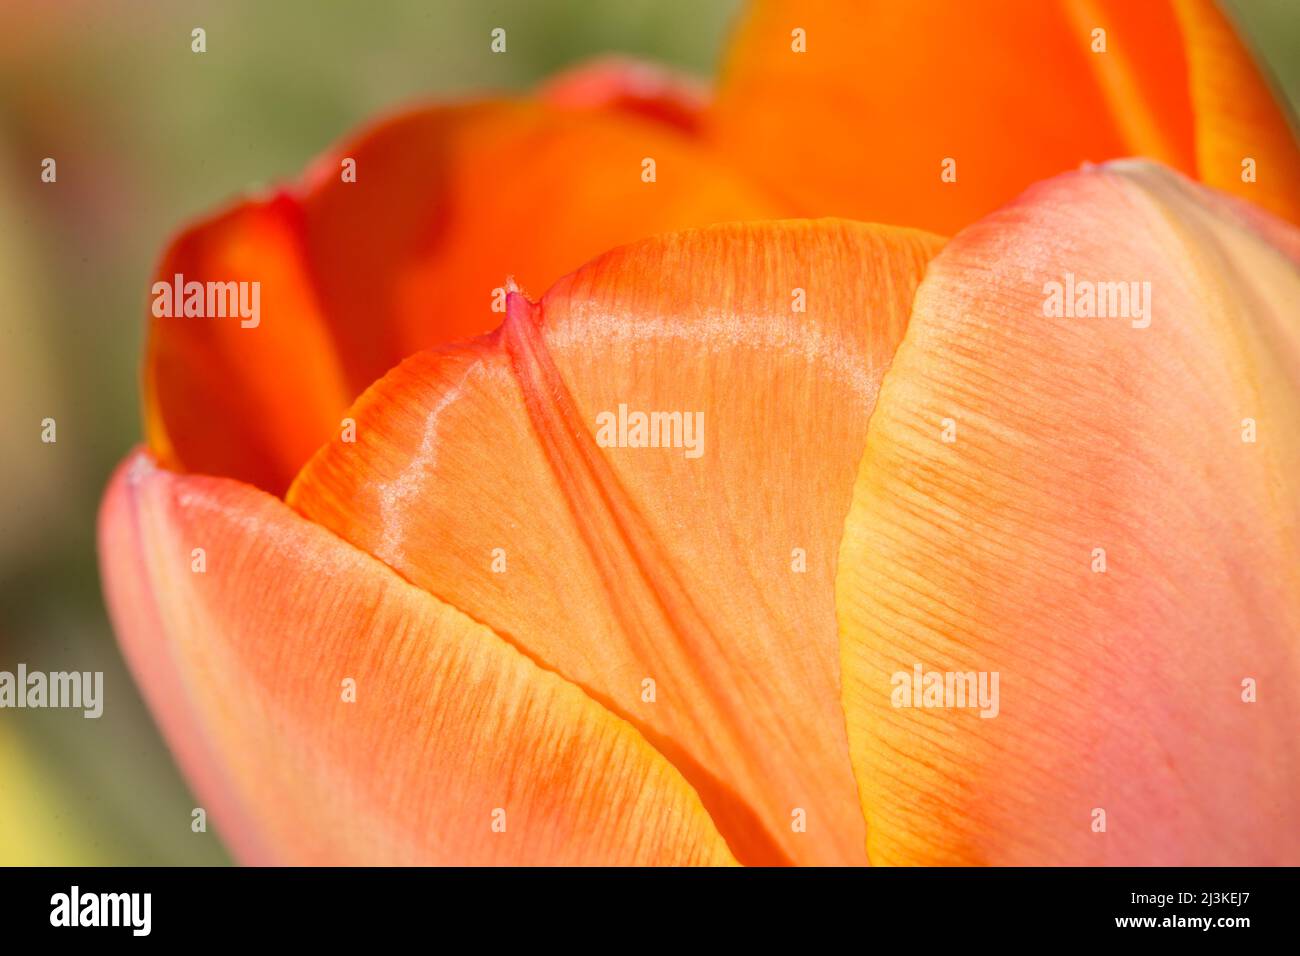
[0,0,1296,864]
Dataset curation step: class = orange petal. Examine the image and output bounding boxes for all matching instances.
[289,220,944,865]
[99,448,735,866]
[146,100,778,493]
[836,161,1300,865]
[538,55,708,133]
[297,100,778,376]
[1171,0,1300,223]
[709,0,1297,234]
[144,195,353,496]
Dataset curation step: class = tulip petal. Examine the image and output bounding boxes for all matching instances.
[538,55,708,132]
[146,100,779,494]
[1171,0,1300,223]
[709,0,1298,233]
[100,449,735,865]
[296,100,778,385]
[144,195,353,496]
[289,220,943,865]
[836,161,1300,864]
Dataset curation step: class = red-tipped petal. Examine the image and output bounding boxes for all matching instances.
[539,55,708,133]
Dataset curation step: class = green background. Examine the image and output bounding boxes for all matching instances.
[0,0,1295,864]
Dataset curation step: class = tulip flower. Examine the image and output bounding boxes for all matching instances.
[140,0,1299,498]
[100,0,1300,865]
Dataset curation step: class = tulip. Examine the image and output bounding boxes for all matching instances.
[102,160,1300,865]
[140,0,1298,496]
[100,0,1300,865]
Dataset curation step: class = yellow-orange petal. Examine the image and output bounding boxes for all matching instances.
[144,195,353,496]
[99,448,735,866]
[708,0,1298,234]
[836,161,1300,865]
[289,219,944,865]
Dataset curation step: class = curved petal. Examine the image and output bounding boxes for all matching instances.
[836,161,1300,865]
[297,100,777,374]
[538,55,708,133]
[99,449,735,866]
[289,220,944,865]
[147,100,779,493]
[708,0,1298,234]
[144,195,353,496]
[1171,0,1300,222]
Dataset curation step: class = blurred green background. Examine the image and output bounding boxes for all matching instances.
[0,0,1295,865]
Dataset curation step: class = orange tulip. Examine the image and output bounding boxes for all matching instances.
[100,1,1300,865]
[141,0,1299,497]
